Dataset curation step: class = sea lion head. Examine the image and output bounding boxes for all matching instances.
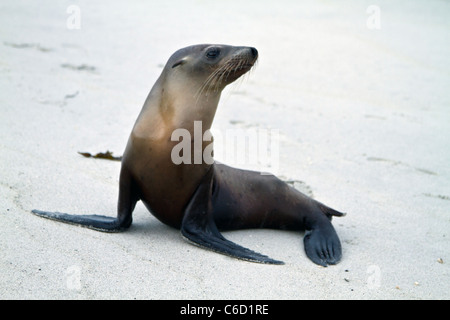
[165,44,258,97]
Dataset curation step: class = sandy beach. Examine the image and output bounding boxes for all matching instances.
[1,0,449,299]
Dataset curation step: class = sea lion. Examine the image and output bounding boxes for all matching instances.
[32,44,345,266]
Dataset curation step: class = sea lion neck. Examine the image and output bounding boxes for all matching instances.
[132,76,221,141]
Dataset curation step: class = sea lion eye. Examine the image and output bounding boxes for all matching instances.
[206,47,221,60]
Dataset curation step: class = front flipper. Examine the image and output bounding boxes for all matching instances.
[181,167,284,265]
[31,167,137,233]
[31,210,129,232]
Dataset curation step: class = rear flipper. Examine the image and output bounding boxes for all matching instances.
[300,200,344,266]
[31,210,130,232]
[304,221,342,267]
[181,167,284,265]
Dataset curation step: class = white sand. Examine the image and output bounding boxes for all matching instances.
[1,0,449,299]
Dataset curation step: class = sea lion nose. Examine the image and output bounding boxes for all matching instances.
[250,47,258,58]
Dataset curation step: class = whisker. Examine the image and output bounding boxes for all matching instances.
[193,51,257,106]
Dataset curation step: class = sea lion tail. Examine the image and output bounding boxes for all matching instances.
[318,204,346,220]
[31,209,131,232]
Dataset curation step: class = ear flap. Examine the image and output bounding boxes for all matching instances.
[172,59,186,68]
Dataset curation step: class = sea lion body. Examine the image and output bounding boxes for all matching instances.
[33,44,344,266]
